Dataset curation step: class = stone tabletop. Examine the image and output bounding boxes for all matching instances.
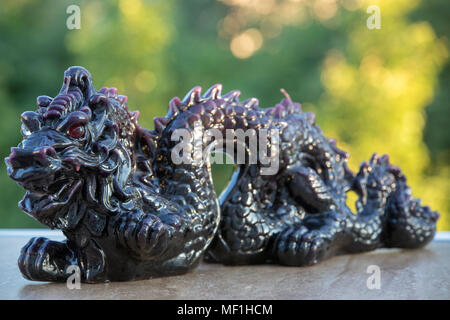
[0,230,449,300]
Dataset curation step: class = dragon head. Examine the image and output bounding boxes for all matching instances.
[5,66,156,230]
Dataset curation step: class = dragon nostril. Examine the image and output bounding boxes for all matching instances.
[8,147,36,169]
[8,148,21,168]
[34,147,55,166]
[43,146,57,158]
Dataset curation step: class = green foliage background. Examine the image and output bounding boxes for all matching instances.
[0,0,448,230]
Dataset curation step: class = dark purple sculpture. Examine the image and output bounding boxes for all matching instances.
[5,66,438,282]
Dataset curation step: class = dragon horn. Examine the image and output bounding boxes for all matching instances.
[166,97,182,118]
[223,90,241,102]
[182,86,202,106]
[154,117,169,133]
[243,98,259,110]
[203,84,222,100]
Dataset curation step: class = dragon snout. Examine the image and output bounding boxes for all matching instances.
[6,146,58,183]
[9,146,57,168]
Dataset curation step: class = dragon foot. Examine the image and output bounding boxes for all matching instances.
[274,210,346,266]
[18,237,77,282]
[18,237,106,283]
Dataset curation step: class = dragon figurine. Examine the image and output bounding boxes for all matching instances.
[5,66,439,283]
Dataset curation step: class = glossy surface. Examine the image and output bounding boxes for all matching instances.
[5,66,439,283]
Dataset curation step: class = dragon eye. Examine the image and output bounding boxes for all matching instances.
[68,124,86,139]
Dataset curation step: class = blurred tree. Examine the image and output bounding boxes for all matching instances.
[316,0,449,230]
[0,0,177,227]
[65,0,176,130]
[169,0,449,229]
[0,0,73,227]
[0,0,447,230]
[410,0,449,188]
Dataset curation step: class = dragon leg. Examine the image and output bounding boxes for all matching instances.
[287,166,338,213]
[110,201,197,263]
[273,210,348,266]
[112,210,171,261]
